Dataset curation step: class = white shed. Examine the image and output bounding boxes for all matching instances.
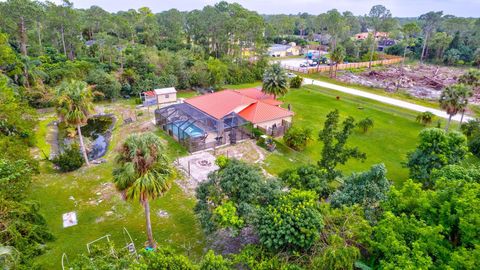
[154,87,177,105]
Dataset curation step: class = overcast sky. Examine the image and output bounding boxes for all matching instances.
[45,0,479,17]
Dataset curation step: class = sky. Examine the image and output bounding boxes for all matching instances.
[43,0,480,17]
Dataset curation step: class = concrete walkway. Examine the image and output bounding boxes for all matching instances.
[307,79,473,122]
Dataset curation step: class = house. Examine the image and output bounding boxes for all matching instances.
[155,88,293,152]
[377,39,396,51]
[268,43,301,57]
[141,87,177,107]
[355,32,389,41]
[312,34,331,45]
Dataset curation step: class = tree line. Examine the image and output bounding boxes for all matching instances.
[1,1,479,110]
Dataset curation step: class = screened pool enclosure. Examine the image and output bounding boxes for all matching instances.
[155,103,252,152]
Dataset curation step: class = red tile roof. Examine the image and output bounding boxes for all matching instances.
[143,91,155,97]
[185,90,257,119]
[184,89,293,123]
[239,101,293,124]
[261,99,283,106]
[234,88,274,100]
[235,88,284,106]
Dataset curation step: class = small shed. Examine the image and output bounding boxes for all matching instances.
[154,87,177,105]
[141,91,157,106]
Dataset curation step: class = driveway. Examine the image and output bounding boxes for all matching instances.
[306,79,473,122]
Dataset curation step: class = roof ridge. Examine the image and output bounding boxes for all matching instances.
[257,99,291,113]
[252,101,260,122]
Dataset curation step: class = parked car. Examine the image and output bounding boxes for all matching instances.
[300,61,308,67]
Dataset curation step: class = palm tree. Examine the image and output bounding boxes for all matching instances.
[416,111,435,126]
[358,117,374,133]
[439,85,462,131]
[56,80,94,166]
[262,63,288,99]
[113,133,172,248]
[330,45,346,78]
[456,84,473,127]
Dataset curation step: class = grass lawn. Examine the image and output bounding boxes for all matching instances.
[265,84,458,186]
[30,104,204,269]
[300,72,441,110]
[35,115,56,158]
[224,81,262,89]
[177,90,198,99]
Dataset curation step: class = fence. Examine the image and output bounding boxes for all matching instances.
[282,57,404,74]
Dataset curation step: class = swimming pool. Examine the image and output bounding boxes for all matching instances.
[166,121,204,139]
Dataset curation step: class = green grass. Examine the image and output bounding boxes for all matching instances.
[30,109,204,269]
[300,72,441,110]
[177,90,198,99]
[265,85,457,186]
[35,116,55,158]
[224,81,262,89]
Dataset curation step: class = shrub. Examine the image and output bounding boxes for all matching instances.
[212,201,244,231]
[290,75,303,88]
[252,127,264,139]
[416,111,435,126]
[52,143,85,172]
[461,118,480,137]
[199,250,231,270]
[215,155,230,169]
[468,135,480,158]
[406,128,468,186]
[86,69,121,100]
[257,189,323,251]
[358,117,374,133]
[279,165,332,199]
[283,127,313,151]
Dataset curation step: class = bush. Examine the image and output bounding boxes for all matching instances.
[357,117,374,133]
[461,118,480,137]
[468,135,480,158]
[86,69,121,100]
[416,111,435,126]
[290,75,303,88]
[215,155,230,169]
[406,128,468,186]
[252,127,264,139]
[279,165,332,199]
[283,127,312,151]
[257,189,323,251]
[52,144,85,172]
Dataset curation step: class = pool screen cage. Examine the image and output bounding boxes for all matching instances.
[155,103,252,152]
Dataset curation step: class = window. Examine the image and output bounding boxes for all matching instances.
[165,94,169,98]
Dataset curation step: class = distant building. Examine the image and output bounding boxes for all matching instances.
[355,32,389,40]
[312,34,331,45]
[377,39,396,51]
[267,43,301,57]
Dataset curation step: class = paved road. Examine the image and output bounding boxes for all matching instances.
[307,79,472,122]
